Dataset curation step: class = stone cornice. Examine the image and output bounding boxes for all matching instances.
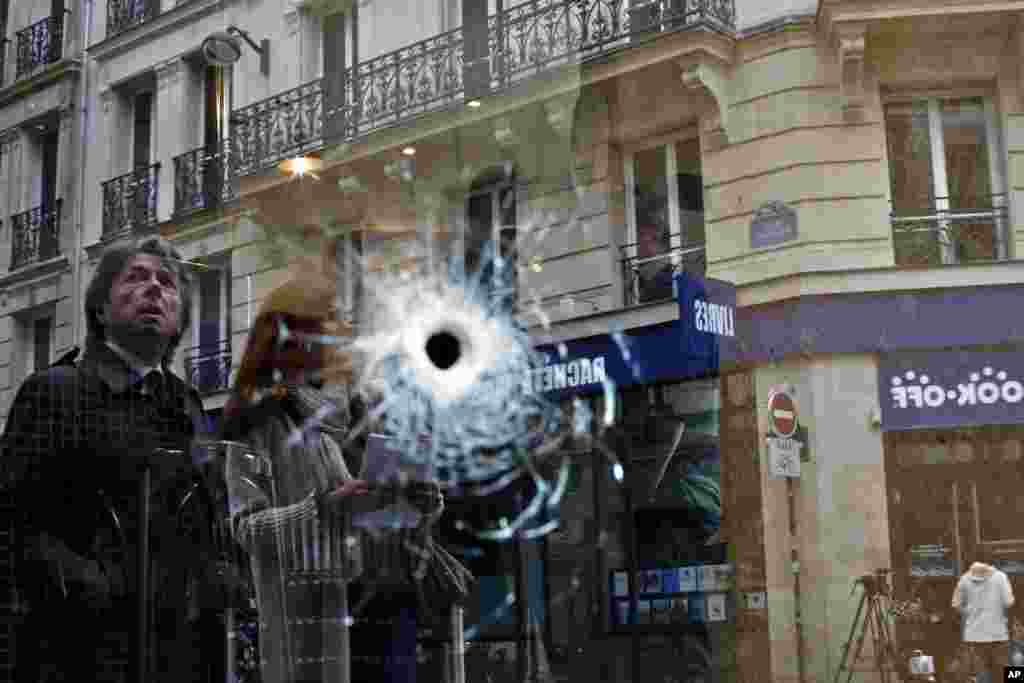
[289,0,356,19]
[819,0,1024,30]
[302,28,738,184]
[0,254,70,292]
[89,0,224,62]
[0,59,82,110]
[155,57,186,91]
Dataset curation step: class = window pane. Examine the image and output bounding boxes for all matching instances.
[976,474,1024,544]
[198,268,221,349]
[884,101,934,214]
[498,186,515,229]
[134,92,153,167]
[33,318,51,373]
[885,101,941,265]
[675,139,705,248]
[466,192,493,274]
[634,146,669,253]
[941,98,992,209]
[942,97,998,261]
[632,147,672,303]
[498,188,517,282]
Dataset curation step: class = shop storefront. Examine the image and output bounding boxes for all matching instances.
[423,273,739,682]
[879,349,1024,677]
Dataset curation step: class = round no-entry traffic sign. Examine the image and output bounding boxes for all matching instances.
[768,391,798,438]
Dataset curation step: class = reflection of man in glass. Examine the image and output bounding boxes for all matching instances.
[3,238,221,683]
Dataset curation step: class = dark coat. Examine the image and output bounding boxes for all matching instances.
[2,341,219,683]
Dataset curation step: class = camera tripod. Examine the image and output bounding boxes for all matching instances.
[834,569,906,683]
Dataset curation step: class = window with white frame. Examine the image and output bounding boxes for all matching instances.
[884,95,1007,266]
[623,136,705,306]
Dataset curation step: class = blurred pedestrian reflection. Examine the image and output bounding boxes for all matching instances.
[222,275,366,683]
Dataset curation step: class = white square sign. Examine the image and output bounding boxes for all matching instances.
[768,437,802,478]
[707,593,727,622]
[745,592,766,610]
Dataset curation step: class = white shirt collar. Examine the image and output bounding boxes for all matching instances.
[106,340,163,380]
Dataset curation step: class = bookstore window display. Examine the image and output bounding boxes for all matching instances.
[607,381,727,681]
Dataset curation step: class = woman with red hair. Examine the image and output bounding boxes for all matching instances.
[221,271,461,683]
[221,272,370,683]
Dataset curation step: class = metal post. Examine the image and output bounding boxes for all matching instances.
[451,605,465,683]
[340,581,351,683]
[225,609,234,683]
[137,463,152,683]
[621,431,640,683]
[137,448,185,683]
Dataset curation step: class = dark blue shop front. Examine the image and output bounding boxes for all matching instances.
[532,273,737,398]
[524,273,737,668]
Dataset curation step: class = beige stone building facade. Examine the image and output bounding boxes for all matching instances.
[3,0,1024,681]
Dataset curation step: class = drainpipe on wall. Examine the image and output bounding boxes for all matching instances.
[71,0,94,347]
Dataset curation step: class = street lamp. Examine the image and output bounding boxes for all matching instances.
[202,26,270,76]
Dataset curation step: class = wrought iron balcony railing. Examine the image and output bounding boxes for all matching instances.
[229,80,323,179]
[493,0,732,85]
[15,13,65,80]
[107,0,160,38]
[891,194,1009,266]
[173,145,230,217]
[621,238,706,307]
[101,163,161,236]
[10,200,62,270]
[228,0,735,176]
[184,339,232,396]
[347,24,466,138]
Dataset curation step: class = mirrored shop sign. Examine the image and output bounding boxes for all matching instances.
[878,350,1024,431]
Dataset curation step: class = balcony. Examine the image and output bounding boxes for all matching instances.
[621,237,706,307]
[173,145,229,217]
[10,200,62,271]
[183,339,232,396]
[229,0,735,176]
[107,0,160,38]
[891,195,1009,266]
[101,163,160,236]
[229,80,323,179]
[14,14,65,80]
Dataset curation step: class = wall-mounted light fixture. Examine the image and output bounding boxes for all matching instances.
[202,26,270,76]
[279,156,324,179]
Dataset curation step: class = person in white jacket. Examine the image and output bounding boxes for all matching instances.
[952,558,1016,683]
